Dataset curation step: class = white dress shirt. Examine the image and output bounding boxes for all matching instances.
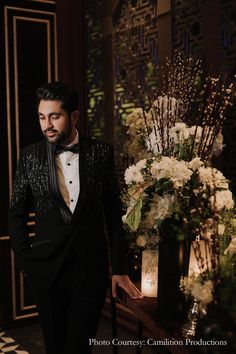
[55,130,80,213]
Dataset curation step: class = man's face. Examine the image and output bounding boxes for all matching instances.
[38,100,74,144]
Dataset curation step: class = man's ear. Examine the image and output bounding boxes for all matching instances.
[71,110,79,126]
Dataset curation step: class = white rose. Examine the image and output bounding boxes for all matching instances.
[210,190,234,211]
[150,157,173,180]
[124,160,146,185]
[213,169,229,189]
[198,167,229,190]
[198,167,214,187]
[188,157,203,171]
[170,160,193,188]
[151,157,193,188]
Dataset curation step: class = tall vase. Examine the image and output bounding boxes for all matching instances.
[157,238,190,320]
[141,249,158,297]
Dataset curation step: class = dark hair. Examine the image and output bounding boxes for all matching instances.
[36,81,79,115]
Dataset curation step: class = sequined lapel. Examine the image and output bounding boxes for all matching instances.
[46,141,72,223]
[71,135,88,220]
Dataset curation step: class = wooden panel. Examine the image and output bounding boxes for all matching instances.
[0,0,57,326]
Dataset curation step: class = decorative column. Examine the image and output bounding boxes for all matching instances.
[56,0,87,134]
[201,0,221,75]
[157,0,172,65]
[101,0,117,145]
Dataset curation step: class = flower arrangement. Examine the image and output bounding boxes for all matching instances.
[122,52,236,338]
[122,53,235,252]
[123,154,234,245]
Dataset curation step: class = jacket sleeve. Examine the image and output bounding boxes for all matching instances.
[102,145,128,275]
[8,150,32,271]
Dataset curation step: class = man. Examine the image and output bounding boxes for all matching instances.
[8,82,142,354]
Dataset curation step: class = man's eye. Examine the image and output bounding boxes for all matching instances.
[51,115,60,119]
[39,116,45,120]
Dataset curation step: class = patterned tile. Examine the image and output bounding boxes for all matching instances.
[0,332,29,354]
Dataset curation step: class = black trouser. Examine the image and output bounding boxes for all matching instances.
[36,252,107,354]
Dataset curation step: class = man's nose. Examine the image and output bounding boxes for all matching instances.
[45,117,53,129]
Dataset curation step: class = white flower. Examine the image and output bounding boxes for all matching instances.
[180,275,198,295]
[146,128,166,155]
[198,167,214,187]
[150,157,173,180]
[150,157,192,188]
[136,159,147,170]
[170,160,193,188]
[169,123,190,143]
[210,190,234,211]
[191,280,214,305]
[124,160,146,185]
[198,167,229,190]
[188,157,203,171]
[189,125,203,142]
[144,194,175,229]
[126,108,143,126]
[155,194,175,220]
[136,235,147,247]
[152,96,180,119]
[126,108,147,136]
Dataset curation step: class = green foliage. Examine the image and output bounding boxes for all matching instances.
[125,198,142,231]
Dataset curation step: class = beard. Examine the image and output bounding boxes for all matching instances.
[44,123,72,145]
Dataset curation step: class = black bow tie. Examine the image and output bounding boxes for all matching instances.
[54,143,79,155]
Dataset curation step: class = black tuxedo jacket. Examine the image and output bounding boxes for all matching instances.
[8,136,127,297]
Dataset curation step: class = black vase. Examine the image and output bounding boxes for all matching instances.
[157,237,191,320]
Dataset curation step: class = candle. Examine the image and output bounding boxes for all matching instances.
[141,249,158,297]
[188,240,211,276]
